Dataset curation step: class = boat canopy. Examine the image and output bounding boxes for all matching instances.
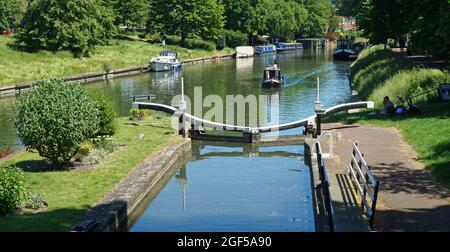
[160,50,178,57]
[264,65,281,80]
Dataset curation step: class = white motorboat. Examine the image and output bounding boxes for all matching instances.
[149,50,182,72]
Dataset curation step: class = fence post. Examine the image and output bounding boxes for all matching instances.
[370,181,380,230]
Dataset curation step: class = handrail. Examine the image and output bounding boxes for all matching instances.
[311,131,333,159]
[315,142,335,232]
[347,142,380,230]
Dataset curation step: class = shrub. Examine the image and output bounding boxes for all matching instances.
[223,30,247,48]
[165,35,182,45]
[370,69,448,107]
[0,166,25,215]
[24,192,46,210]
[15,79,99,165]
[78,141,94,156]
[93,136,116,153]
[143,33,163,44]
[87,90,117,136]
[82,148,110,165]
[185,38,216,51]
[129,108,151,121]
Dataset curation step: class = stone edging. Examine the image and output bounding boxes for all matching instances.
[70,138,192,232]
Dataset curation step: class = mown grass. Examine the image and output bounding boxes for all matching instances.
[0,116,181,232]
[0,35,234,87]
[324,102,450,189]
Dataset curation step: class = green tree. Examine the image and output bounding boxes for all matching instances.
[15,79,99,166]
[223,0,255,33]
[299,0,334,38]
[148,0,225,44]
[404,0,450,58]
[331,0,362,17]
[14,0,116,56]
[357,0,407,47]
[111,0,149,28]
[0,0,24,31]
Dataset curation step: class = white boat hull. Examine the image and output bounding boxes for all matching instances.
[150,62,182,72]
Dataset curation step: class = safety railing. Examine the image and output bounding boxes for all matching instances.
[315,142,335,232]
[347,142,380,230]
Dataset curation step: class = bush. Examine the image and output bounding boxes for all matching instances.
[370,69,448,107]
[143,33,163,44]
[87,90,117,136]
[185,38,216,51]
[129,108,151,121]
[24,192,46,210]
[223,30,247,48]
[165,35,182,45]
[15,79,99,165]
[0,166,25,215]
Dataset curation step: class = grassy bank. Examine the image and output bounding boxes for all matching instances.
[350,45,449,106]
[326,45,450,188]
[0,36,234,88]
[0,116,181,232]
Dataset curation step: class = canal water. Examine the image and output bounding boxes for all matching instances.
[0,48,352,231]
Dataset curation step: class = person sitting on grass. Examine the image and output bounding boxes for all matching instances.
[383,96,395,116]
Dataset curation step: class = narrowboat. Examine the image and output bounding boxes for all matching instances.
[276,42,303,52]
[332,39,357,61]
[254,45,277,55]
[261,62,284,88]
[149,50,182,72]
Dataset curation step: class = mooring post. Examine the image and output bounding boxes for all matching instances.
[179,77,187,138]
[314,77,326,138]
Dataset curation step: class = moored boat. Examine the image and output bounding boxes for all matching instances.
[236,46,255,58]
[276,42,303,52]
[261,62,284,88]
[332,39,358,61]
[149,50,182,72]
[254,45,277,55]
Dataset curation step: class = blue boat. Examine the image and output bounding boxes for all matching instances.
[276,42,303,52]
[254,45,277,55]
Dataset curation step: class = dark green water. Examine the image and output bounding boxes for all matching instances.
[0,48,351,231]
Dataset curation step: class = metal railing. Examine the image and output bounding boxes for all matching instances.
[311,131,333,159]
[347,142,380,230]
[315,142,335,232]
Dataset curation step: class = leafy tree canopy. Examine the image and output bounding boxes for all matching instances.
[148,0,225,43]
[0,0,24,31]
[14,0,116,56]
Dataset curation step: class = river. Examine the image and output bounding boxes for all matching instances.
[0,48,352,231]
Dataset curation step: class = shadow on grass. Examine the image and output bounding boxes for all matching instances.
[427,140,450,189]
[0,200,129,232]
[376,205,450,232]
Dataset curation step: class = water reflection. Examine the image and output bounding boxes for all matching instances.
[130,143,315,232]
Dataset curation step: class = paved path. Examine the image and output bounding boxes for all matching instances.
[323,123,450,232]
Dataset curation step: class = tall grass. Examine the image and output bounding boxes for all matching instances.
[0,36,234,87]
[353,54,414,99]
[370,68,448,108]
[350,44,449,105]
